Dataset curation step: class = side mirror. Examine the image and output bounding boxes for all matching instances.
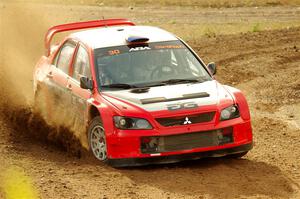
[207,62,217,75]
[80,77,93,90]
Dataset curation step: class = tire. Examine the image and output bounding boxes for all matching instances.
[226,151,248,159]
[88,116,108,162]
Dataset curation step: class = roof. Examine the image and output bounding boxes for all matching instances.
[70,26,178,49]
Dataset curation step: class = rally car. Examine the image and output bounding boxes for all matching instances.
[33,19,253,166]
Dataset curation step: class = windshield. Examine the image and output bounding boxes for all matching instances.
[94,40,212,90]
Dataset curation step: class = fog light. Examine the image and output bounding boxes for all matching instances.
[141,137,159,153]
[218,127,234,145]
[141,137,151,144]
[222,126,233,135]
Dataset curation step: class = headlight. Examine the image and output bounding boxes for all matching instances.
[220,105,240,121]
[113,116,152,130]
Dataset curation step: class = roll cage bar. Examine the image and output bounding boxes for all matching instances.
[45,18,135,56]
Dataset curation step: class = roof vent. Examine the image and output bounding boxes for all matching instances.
[126,36,149,43]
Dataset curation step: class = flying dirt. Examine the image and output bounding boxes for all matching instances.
[0,2,300,199]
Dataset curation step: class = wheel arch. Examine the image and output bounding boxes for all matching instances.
[224,85,251,120]
[88,105,102,123]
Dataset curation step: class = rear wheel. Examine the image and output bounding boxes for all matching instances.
[88,116,108,161]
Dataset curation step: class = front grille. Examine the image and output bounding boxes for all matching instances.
[155,112,215,127]
[141,127,234,154]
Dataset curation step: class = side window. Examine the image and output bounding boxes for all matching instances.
[55,42,76,74]
[73,45,91,81]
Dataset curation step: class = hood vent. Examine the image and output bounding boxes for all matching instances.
[140,92,210,104]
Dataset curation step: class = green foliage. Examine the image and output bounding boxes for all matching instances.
[252,23,261,32]
[204,28,216,38]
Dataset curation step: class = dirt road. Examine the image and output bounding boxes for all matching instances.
[0,2,300,199]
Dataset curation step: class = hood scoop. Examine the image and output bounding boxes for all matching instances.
[140,92,210,104]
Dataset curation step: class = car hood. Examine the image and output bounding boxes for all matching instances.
[102,80,234,113]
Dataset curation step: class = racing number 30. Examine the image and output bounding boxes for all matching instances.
[167,102,198,111]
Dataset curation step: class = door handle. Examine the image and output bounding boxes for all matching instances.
[47,71,53,78]
[67,84,72,91]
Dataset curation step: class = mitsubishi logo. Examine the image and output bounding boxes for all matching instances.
[183,117,192,125]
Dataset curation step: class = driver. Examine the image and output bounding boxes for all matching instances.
[152,49,177,80]
[97,57,113,85]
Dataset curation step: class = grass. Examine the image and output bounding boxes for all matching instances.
[5,0,300,7]
[204,28,217,38]
[252,23,261,32]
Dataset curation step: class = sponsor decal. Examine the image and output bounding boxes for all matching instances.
[167,102,198,111]
[108,49,120,55]
[129,46,151,52]
[96,41,186,58]
[154,45,184,49]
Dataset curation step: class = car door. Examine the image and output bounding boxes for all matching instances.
[47,40,77,118]
[68,44,92,128]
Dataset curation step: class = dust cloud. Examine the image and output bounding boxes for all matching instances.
[0,2,47,105]
[0,2,88,153]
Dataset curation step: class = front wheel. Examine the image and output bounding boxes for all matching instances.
[88,116,108,162]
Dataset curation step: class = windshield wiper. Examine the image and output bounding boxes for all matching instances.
[101,83,137,89]
[160,78,202,85]
[129,82,167,93]
[138,82,167,88]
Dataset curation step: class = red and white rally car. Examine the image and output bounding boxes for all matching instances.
[34,19,253,166]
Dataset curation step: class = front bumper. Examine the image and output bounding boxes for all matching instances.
[107,142,253,167]
[106,118,252,161]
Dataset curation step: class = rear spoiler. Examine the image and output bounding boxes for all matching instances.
[45,18,135,56]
